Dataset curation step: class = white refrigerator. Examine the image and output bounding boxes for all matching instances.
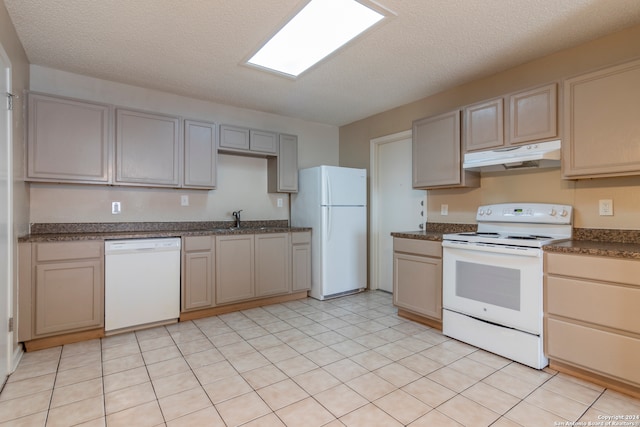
[291,166,367,300]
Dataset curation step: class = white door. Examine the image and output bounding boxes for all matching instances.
[0,47,12,385]
[371,131,426,293]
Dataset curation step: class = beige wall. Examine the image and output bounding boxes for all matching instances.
[340,24,640,229]
[28,66,340,223]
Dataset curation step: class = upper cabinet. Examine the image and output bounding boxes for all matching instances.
[508,83,557,144]
[464,83,558,152]
[26,92,295,191]
[219,124,277,155]
[27,93,111,184]
[464,97,504,151]
[268,134,298,193]
[115,109,181,187]
[412,110,479,189]
[562,58,640,179]
[184,120,217,189]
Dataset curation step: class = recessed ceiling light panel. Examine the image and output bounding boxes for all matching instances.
[247,0,386,77]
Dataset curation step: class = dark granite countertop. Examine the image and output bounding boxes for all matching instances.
[390,231,444,241]
[391,223,476,241]
[392,224,640,260]
[19,221,311,243]
[543,240,640,260]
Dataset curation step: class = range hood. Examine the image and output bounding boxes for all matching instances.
[463,140,561,171]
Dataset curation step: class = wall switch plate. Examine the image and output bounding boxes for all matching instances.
[441,204,449,215]
[111,201,121,214]
[599,199,613,216]
[277,198,283,208]
[181,195,189,206]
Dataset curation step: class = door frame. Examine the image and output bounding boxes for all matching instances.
[369,129,412,291]
[0,42,13,385]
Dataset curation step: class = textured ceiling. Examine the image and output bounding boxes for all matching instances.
[5,0,640,126]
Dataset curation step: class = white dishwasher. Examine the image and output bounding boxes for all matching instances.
[105,238,181,333]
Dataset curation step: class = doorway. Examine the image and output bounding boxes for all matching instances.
[0,45,12,387]
[370,130,426,293]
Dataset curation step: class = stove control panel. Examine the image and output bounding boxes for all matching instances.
[476,203,572,224]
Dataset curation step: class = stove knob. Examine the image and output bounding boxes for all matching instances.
[478,209,484,216]
[486,208,492,216]
[548,208,557,216]
[560,209,568,217]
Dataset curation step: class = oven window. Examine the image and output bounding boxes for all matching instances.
[455,261,520,311]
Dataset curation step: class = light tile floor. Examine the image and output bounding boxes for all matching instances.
[1,291,639,426]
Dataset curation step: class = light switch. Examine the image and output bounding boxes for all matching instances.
[112,201,121,214]
[277,198,283,208]
[181,195,189,206]
[441,204,449,215]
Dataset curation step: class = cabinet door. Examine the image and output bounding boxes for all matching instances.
[116,109,181,186]
[184,120,217,189]
[464,97,504,152]
[292,245,311,292]
[508,83,557,145]
[412,110,478,189]
[393,252,442,320]
[34,260,103,337]
[563,59,640,179]
[27,93,110,183]
[215,235,255,304]
[219,125,250,150]
[268,134,298,193]
[182,236,215,311]
[255,233,290,297]
[250,130,278,154]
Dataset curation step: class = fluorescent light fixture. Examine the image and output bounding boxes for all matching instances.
[247,0,385,77]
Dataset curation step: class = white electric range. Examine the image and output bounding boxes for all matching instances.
[441,203,573,369]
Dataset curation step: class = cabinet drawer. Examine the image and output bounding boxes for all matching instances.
[393,238,441,258]
[183,236,213,252]
[291,231,311,244]
[35,241,103,262]
[546,253,640,286]
[546,317,640,386]
[546,276,640,334]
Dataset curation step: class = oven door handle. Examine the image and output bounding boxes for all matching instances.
[442,240,542,257]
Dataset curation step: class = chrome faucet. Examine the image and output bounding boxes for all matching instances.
[232,210,242,228]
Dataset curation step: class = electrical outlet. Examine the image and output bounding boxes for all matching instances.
[441,204,449,216]
[181,195,189,206]
[277,198,283,208]
[111,201,121,214]
[599,199,613,216]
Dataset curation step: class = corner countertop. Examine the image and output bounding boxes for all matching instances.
[19,221,311,243]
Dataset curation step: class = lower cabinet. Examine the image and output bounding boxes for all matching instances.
[182,236,215,312]
[215,235,256,304]
[291,231,311,292]
[19,241,104,341]
[204,232,310,306]
[255,233,290,297]
[545,252,640,394]
[393,238,442,326]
